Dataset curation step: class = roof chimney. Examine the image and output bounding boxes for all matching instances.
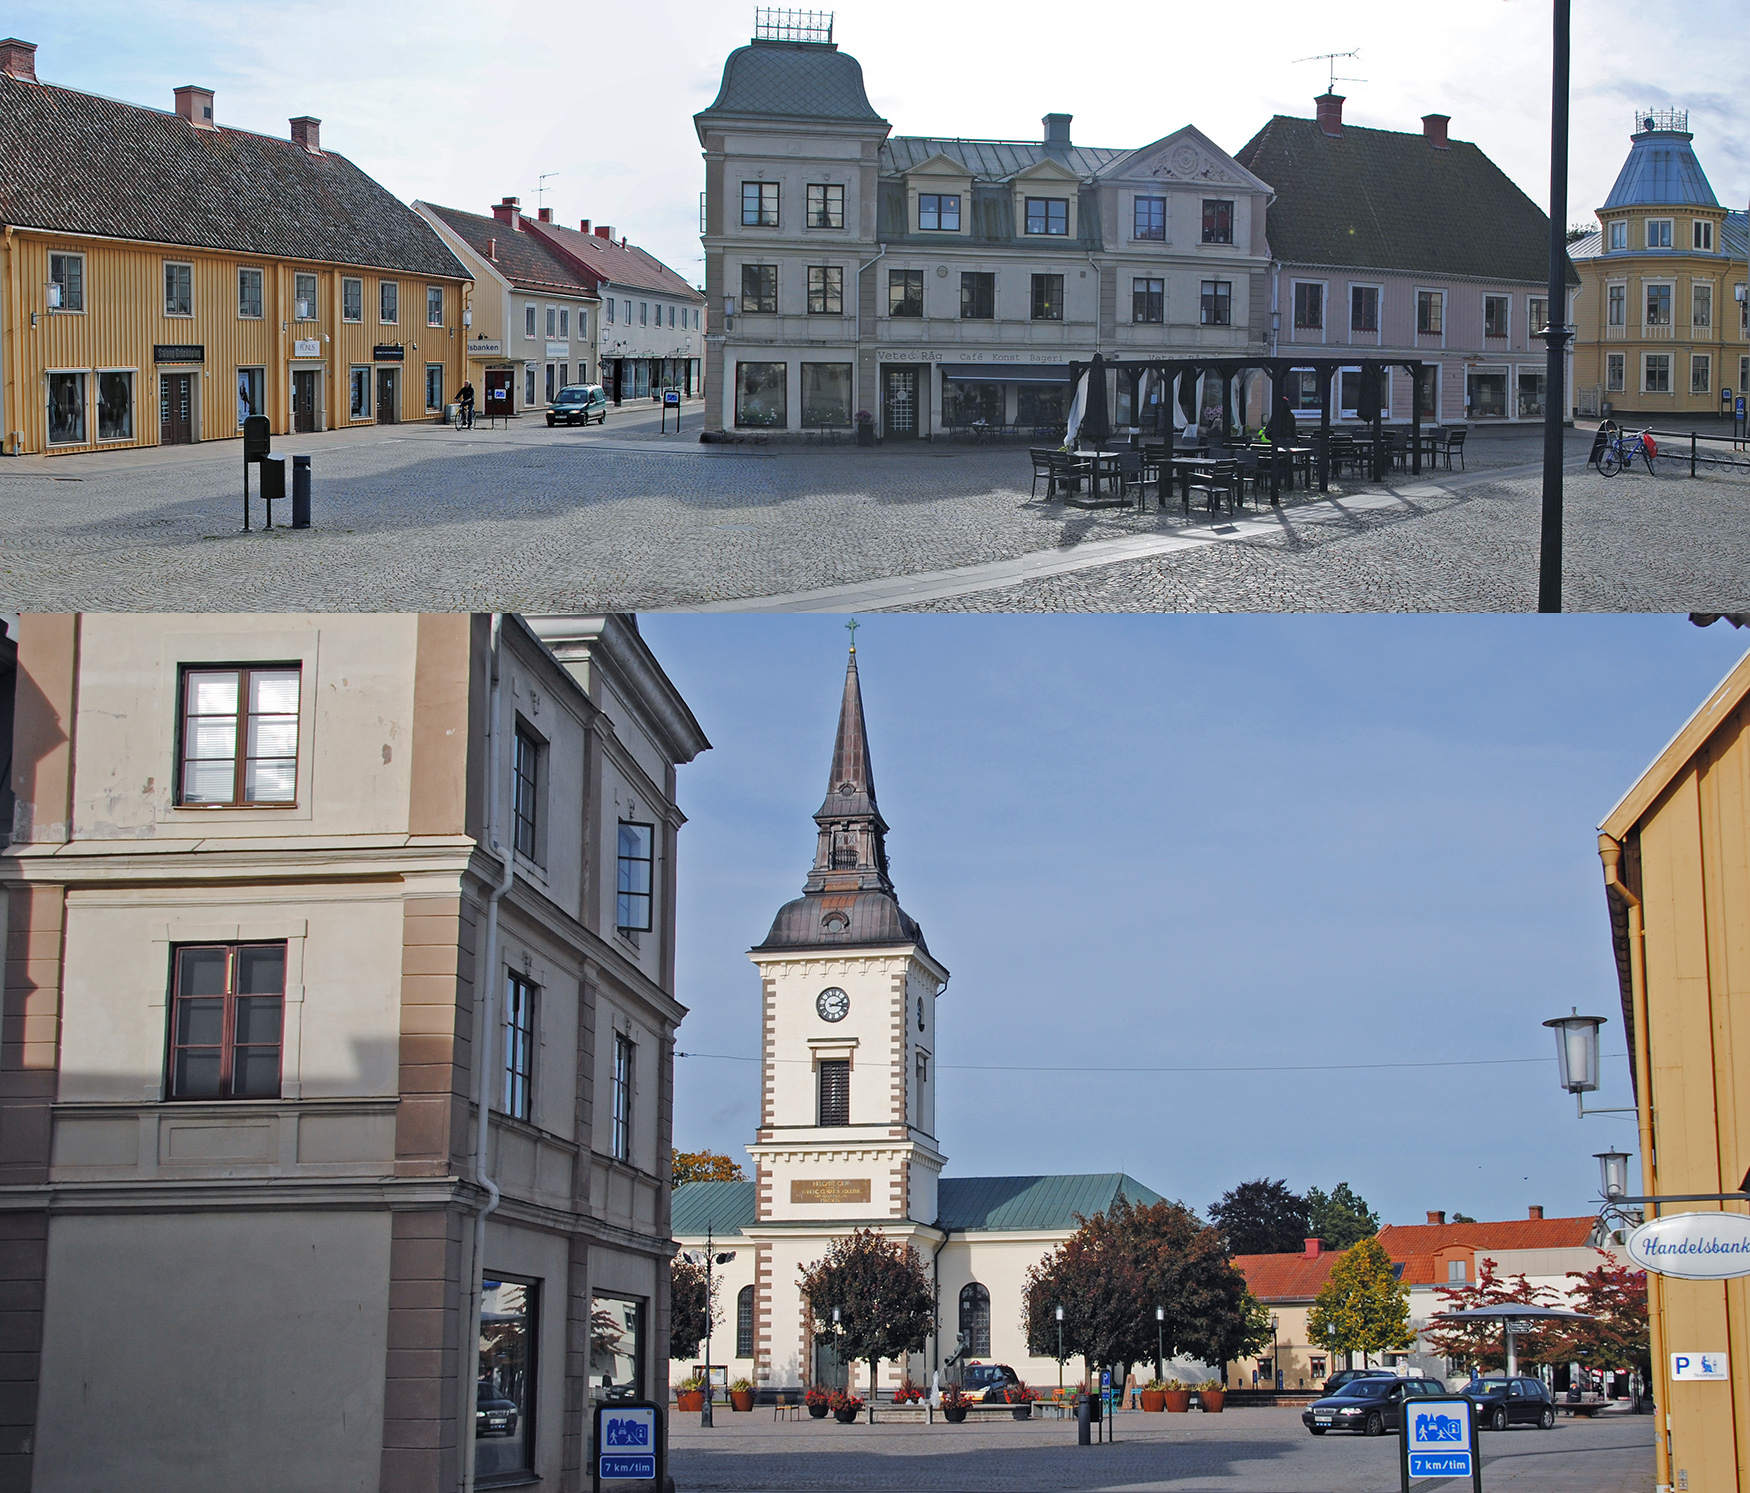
[290,116,321,154]
[594,225,613,240]
[1315,92,1344,137]
[487,237,497,262]
[1422,113,1450,150]
[175,85,216,130]
[491,195,519,226]
[0,38,38,82]
[1528,1205,1544,1221]
[580,219,591,234]
[1304,1237,1324,1257]
[537,207,553,223]
[1043,112,1072,148]
[1427,1210,1446,1226]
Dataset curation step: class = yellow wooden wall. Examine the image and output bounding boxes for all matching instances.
[0,228,471,454]
[1637,698,1750,1492]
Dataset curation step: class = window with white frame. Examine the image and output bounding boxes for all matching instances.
[1692,282,1712,329]
[1293,282,1323,332]
[341,277,363,322]
[1693,220,1714,252]
[1646,218,1673,249]
[238,268,264,319]
[293,273,317,322]
[1483,295,1510,338]
[47,372,85,444]
[96,371,133,441]
[1607,284,1626,326]
[1417,290,1444,336]
[425,364,443,411]
[1605,352,1625,392]
[546,305,557,337]
[578,308,589,339]
[1644,353,1671,393]
[559,307,569,338]
[524,365,536,404]
[640,302,648,326]
[426,285,444,327]
[379,280,398,324]
[349,366,371,418]
[1350,285,1379,334]
[1691,353,1710,393]
[525,303,537,338]
[48,251,84,311]
[1528,296,1549,334]
[1607,220,1628,250]
[164,261,193,317]
[1646,283,1673,326]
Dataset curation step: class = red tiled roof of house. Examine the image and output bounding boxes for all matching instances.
[524,217,702,302]
[421,203,592,297]
[1377,1217,1595,1256]
[1231,1250,1345,1302]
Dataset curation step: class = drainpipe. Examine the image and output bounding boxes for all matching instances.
[1086,254,1103,356]
[855,243,886,434]
[1599,832,1669,1493]
[930,1226,950,1375]
[461,613,516,1493]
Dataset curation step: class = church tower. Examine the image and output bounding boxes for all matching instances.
[746,644,949,1230]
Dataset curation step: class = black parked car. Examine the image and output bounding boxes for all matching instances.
[1303,1377,1449,1436]
[477,1380,519,1437]
[1463,1375,1557,1430]
[1322,1368,1399,1394]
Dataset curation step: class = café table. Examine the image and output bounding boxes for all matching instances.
[1063,450,1125,505]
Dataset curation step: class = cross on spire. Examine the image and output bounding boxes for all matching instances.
[845,617,859,653]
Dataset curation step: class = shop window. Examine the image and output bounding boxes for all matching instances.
[294,273,317,322]
[1030,273,1063,321]
[167,942,286,1100]
[1285,368,1323,412]
[1417,290,1444,335]
[48,251,84,312]
[503,972,535,1121]
[238,268,264,319]
[741,181,780,227]
[612,1034,635,1159]
[164,262,194,317]
[817,1059,850,1126]
[1201,280,1232,327]
[740,265,777,315]
[350,366,372,419]
[545,364,555,404]
[1484,295,1510,338]
[1416,366,1438,419]
[427,285,444,327]
[1517,370,1546,419]
[590,1295,643,1409]
[1132,278,1164,325]
[918,193,959,232]
[558,364,569,389]
[379,280,398,325]
[943,380,1002,428]
[889,269,923,318]
[425,364,444,411]
[958,1283,991,1357]
[1134,196,1166,241]
[237,368,265,423]
[478,1276,536,1480]
[734,361,786,427]
[1025,197,1068,236]
[342,277,363,322]
[960,273,995,320]
[736,1286,756,1358]
[1017,385,1067,428]
[1350,285,1379,333]
[1467,369,1508,417]
[807,183,844,230]
[800,363,853,428]
[807,266,843,316]
[524,365,536,405]
[97,371,134,441]
[178,665,300,804]
[1201,199,1234,244]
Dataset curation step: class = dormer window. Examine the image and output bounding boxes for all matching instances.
[1607,220,1628,251]
[919,194,960,232]
[1025,197,1068,236]
[1693,220,1714,252]
[1646,218,1673,249]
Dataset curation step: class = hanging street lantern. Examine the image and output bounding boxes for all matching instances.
[1543,1008,1606,1092]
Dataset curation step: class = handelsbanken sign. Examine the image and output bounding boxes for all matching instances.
[1627,1213,1750,1280]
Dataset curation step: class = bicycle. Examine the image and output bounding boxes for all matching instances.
[1598,426,1656,476]
[454,399,476,431]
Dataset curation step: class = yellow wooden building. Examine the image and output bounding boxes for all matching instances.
[1570,110,1748,421]
[0,38,471,455]
[1599,643,1750,1493]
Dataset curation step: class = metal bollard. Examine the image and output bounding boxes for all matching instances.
[1077,1394,1092,1446]
[292,454,312,529]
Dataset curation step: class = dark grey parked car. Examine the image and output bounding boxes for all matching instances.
[1463,1375,1558,1430]
[1303,1377,1449,1436]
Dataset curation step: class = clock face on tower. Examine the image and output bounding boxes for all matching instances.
[816,987,850,1023]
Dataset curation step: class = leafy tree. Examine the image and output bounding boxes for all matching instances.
[673,1149,746,1185]
[1545,1252,1649,1396]
[1420,1257,1557,1372]
[668,1251,720,1360]
[799,1230,934,1394]
[1307,1237,1413,1368]
[1210,1178,1311,1254]
[1451,1213,1477,1224]
[1305,1184,1380,1250]
[1021,1197,1269,1385]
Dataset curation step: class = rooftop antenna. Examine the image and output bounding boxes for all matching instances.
[537,172,559,211]
[1293,48,1367,93]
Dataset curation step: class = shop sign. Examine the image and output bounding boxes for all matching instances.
[466,339,503,359]
[546,340,569,358]
[878,349,1079,365]
[372,344,405,362]
[1627,1212,1750,1280]
[790,1178,870,1204]
[153,344,204,364]
[1670,1353,1728,1381]
[292,339,322,358]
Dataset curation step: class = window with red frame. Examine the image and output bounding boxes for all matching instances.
[178,665,300,805]
[169,943,286,1099]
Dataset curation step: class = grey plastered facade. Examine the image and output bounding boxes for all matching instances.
[695,32,1270,440]
[0,612,707,1493]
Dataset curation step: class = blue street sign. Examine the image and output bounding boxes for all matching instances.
[1402,1399,1475,1484]
[1737,396,1746,419]
[596,1403,660,1486]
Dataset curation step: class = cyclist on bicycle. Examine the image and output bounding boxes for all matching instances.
[456,380,476,429]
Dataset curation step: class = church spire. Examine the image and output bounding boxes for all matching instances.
[804,644,892,895]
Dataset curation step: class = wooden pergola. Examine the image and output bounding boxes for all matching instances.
[1067,355,1433,504]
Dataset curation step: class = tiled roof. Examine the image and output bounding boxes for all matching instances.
[670,1172,1163,1238]
[1232,1250,1345,1301]
[0,72,464,277]
[1234,114,1578,287]
[1601,128,1719,210]
[696,40,886,127]
[1377,1216,1595,1255]
[882,137,1126,182]
[420,204,592,296]
[523,217,702,302]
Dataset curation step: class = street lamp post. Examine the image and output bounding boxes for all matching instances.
[1271,1315,1280,1393]
[1155,1306,1164,1386]
[691,1224,736,1428]
[1056,1306,1065,1396]
[1536,0,1575,612]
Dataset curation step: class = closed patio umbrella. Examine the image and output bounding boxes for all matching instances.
[1080,353,1111,451]
[1062,370,1088,449]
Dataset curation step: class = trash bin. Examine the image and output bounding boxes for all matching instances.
[444,403,457,426]
[292,454,311,529]
[259,455,286,526]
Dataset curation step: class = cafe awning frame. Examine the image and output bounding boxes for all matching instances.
[939,363,1074,385]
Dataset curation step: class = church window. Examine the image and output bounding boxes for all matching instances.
[818,1059,850,1127]
[617,822,655,931]
[612,1033,635,1159]
[736,1285,756,1357]
[958,1283,991,1358]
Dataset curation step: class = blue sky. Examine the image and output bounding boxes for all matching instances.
[12,0,1746,293]
[640,614,1749,1230]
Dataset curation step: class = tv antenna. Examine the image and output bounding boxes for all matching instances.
[537,172,560,210]
[1293,49,1366,93]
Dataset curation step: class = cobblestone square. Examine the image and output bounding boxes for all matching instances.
[1,405,1744,612]
[668,1406,1653,1491]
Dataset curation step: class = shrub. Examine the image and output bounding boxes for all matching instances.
[803,1385,831,1407]
[731,1377,753,1393]
[826,1389,865,1414]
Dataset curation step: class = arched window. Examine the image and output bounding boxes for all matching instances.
[736,1284,755,1359]
[958,1282,990,1358]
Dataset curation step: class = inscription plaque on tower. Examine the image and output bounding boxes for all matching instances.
[791,1178,871,1204]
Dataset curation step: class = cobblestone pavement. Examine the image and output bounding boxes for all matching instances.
[668,1407,1652,1491]
[1,414,1744,612]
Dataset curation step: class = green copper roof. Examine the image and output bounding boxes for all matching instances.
[669,1172,1163,1239]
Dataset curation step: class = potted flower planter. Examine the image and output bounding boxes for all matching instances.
[807,1401,829,1419]
[833,1406,860,1424]
[730,1390,755,1412]
[1164,1389,1192,1413]
[676,1391,704,1412]
[1140,1389,1166,1412]
[1199,1389,1226,1413]
[1010,1402,1032,1420]
[943,1405,968,1424]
